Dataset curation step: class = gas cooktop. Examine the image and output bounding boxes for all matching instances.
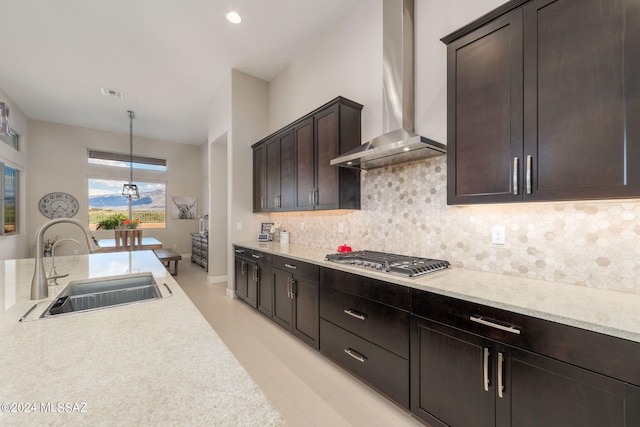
[325,250,450,278]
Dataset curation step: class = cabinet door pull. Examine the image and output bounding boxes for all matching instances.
[498,352,505,398]
[284,263,297,270]
[308,189,313,206]
[289,278,296,298]
[253,265,259,282]
[314,188,319,205]
[343,309,366,321]
[470,316,521,335]
[483,347,490,392]
[261,196,265,209]
[526,155,533,195]
[252,254,261,259]
[512,157,519,195]
[344,348,367,363]
[235,249,244,254]
[286,279,291,298]
[241,260,246,275]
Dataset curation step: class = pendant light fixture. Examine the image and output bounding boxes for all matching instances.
[0,102,10,136]
[122,110,140,199]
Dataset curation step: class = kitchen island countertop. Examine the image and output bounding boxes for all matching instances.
[236,241,640,344]
[0,250,284,426]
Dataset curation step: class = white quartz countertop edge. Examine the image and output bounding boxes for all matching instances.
[235,241,640,344]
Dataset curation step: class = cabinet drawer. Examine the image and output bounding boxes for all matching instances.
[320,319,409,408]
[412,289,640,386]
[320,267,410,311]
[273,255,318,281]
[320,285,409,358]
[233,246,249,257]
[249,250,272,265]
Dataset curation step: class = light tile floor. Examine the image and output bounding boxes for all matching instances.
[176,261,424,426]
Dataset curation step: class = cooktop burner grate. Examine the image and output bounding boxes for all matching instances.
[325,250,450,278]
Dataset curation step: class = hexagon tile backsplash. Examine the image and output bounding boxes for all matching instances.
[271,156,640,294]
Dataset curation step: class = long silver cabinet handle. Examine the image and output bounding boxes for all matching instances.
[513,157,519,195]
[526,155,533,195]
[252,254,261,259]
[343,309,366,321]
[284,263,297,270]
[309,190,313,206]
[483,347,490,392]
[470,315,521,335]
[290,279,296,298]
[286,279,291,298]
[314,188,319,205]
[235,249,244,254]
[498,352,505,398]
[344,348,366,363]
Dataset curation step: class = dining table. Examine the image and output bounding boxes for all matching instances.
[97,237,162,252]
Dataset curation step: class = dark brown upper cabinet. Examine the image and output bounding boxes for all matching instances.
[253,96,362,213]
[443,0,640,204]
[264,129,295,212]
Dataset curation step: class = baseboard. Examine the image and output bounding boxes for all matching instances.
[207,274,228,284]
[225,287,236,299]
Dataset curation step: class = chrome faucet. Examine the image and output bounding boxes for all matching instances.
[31,218,100,300]
[48,238,81,286]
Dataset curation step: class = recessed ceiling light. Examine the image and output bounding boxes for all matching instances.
[226,11,242,24]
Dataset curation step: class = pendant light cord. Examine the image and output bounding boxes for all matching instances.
[128,110,135,186]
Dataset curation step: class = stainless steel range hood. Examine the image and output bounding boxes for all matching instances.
[331,0,446,170]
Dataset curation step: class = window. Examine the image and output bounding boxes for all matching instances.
[88,149,166,171]
[88,178,166,229]
[1,163,18,234]
[0,130,19,150]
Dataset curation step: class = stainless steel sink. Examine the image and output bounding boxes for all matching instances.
[41,273,165,317]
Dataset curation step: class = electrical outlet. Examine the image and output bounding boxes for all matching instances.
[338,223,344,233]
[236,222,242,230]
[492,226,506,245]
[173,243,177,249]
[300,222,305,230]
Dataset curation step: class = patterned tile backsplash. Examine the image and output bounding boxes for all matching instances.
[270,156,640,294]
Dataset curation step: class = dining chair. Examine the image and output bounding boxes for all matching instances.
[114,229,143,251]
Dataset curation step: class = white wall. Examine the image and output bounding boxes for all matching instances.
[269,0,383,144]
[28,120,201,256]
[0,89,29,260]
[207,70,270,291]
[268,0,506,146]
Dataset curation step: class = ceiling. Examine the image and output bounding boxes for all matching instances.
[0,0,358,145]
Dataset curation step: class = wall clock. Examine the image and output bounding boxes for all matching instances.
[39,192,79,219]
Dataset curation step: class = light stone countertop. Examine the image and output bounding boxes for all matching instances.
[236,241,640,344]
[0,251,284,427]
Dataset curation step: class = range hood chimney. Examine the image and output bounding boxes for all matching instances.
[331,0,445,170]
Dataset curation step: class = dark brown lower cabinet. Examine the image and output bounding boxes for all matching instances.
[234,248,256,308]
[272,266,319,349]
[411,316,640,427]
[320,319,409,407]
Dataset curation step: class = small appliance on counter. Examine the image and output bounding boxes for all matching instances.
[258,222,274,242]
[337,244,352,252]
[257,233,272,242]
[280,231,289,245]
